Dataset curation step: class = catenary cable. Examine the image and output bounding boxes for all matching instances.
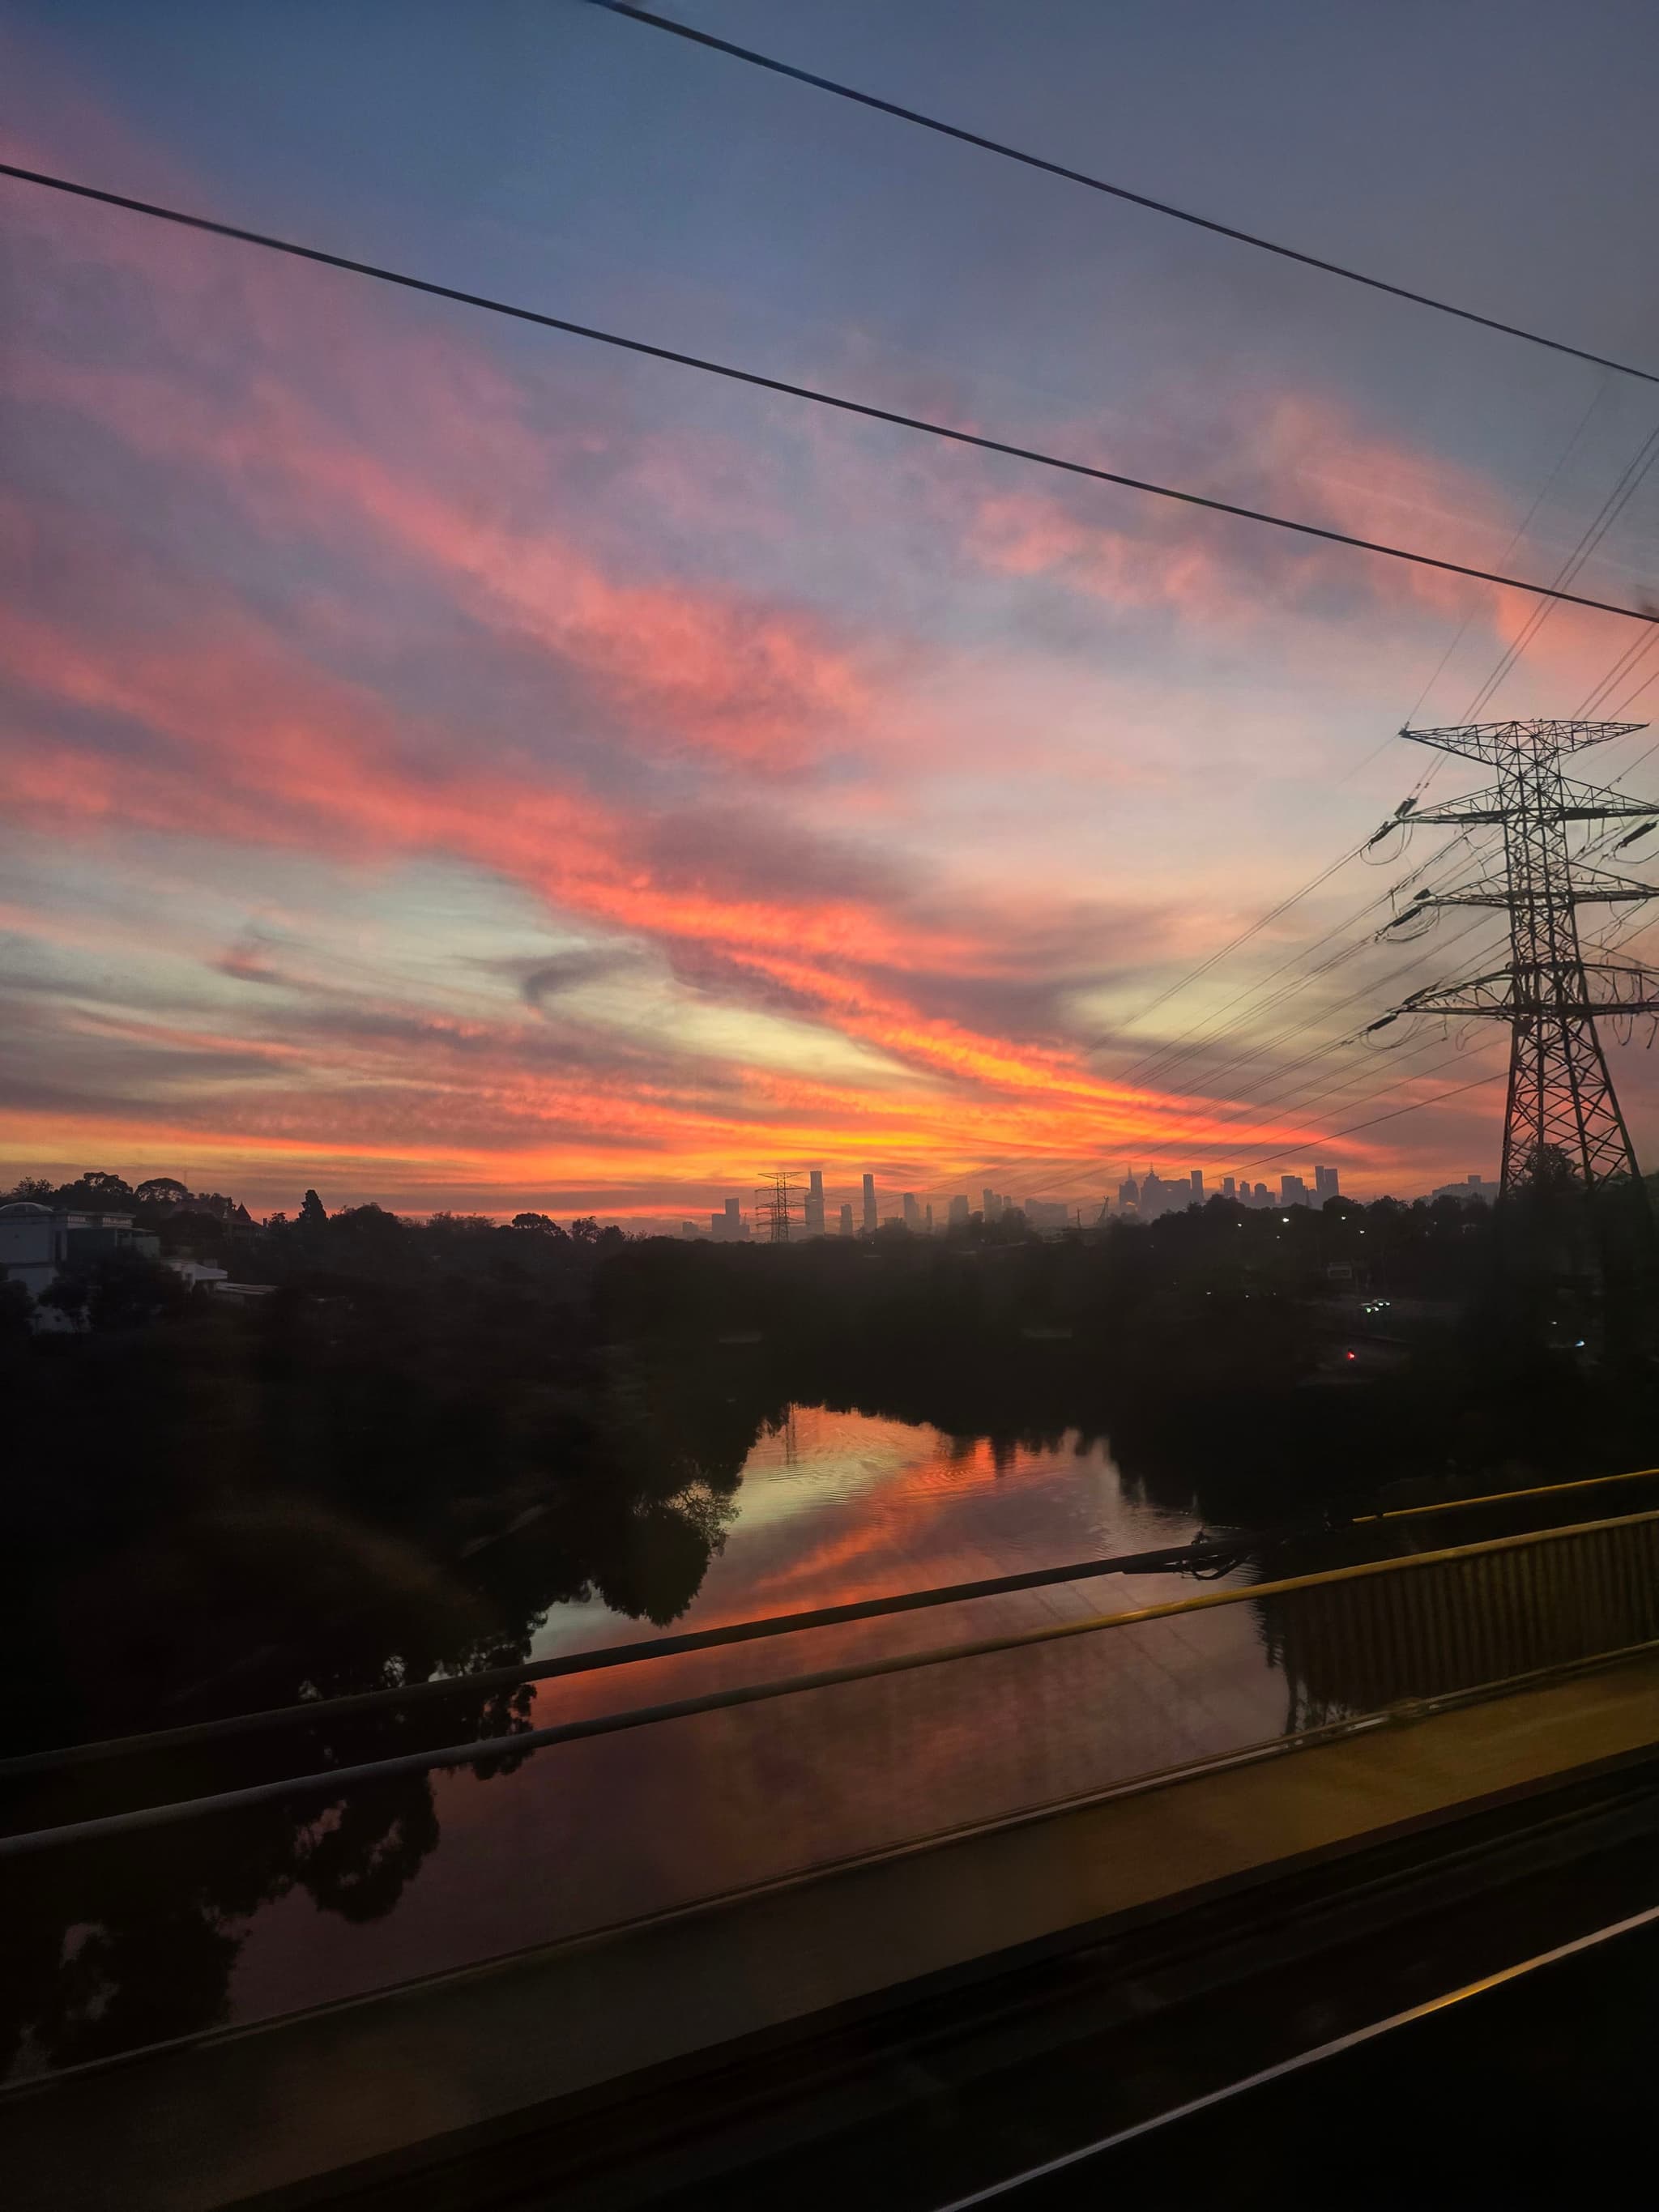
[4,160,1659,625]
[1237,1067,1508,1174]
[587,3,1659,390]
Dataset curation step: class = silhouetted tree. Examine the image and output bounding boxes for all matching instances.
[299,1189,328,1230]
[36,1275,87,1327]
[511,1213,566,1236]
[53,1170,134,1210]
[41,1252,190,1331]
[134,1177,190,1210]
[2,1175,54,1203]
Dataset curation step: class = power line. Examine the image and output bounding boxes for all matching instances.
[1223,1027,1498,1144]
[6,158,1659,626]
[588,2,1659,391]
[1125,658,1657,1123]
[1175,424,1659,1076]
[1052,1021,1478,1203]
[1075,721,1652,1201]
[1118,450,1659,1081]
[1238,1068,1507,1174]
[1343,377,1616,782]
[1119,830,1483,1094]
[1459,420,1659,723]
[1145,914,1503,1140]
[1108,837,1373,1051]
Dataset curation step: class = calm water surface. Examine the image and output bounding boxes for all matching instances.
[10,1412,1653,2080]
[6,1406,1280,2079]
[527,1402,1213,1661]
[225,1409,1276,2035]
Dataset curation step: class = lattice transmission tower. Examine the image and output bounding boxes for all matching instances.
[753,1170,800,1242]
[1371,719,1659,1196]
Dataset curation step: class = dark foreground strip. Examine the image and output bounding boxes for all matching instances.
[929,1899,1659,2208]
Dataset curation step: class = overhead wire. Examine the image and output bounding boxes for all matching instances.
[1342,375,1616,784]
[1213,741,1659,1183]
[6,117,1652,1212]
[1107,427,1659,1169]
[1077,747,1647,1204]
[1111,386,1618,1049]
[1030,904,1510,1204]
[7,155,1654,1186]
[1119,734,1654,1176]
[587,2,1659,390]
[1106,838,1375,1046]
[1117,829,1488,1097]
[1456,419,1659,724]
[5,160,1659,626]
[1235,1068,1508,1175]
[1059,746,1653,1204]
[1138,913,1504,1142]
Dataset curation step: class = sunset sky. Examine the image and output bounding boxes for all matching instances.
[6,0,1659,1224]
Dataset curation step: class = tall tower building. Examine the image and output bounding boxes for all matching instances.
[805,1168,825,1234]
[862,1172,876,1233]
[902,1192,921,1230]
[838,1202,854,1235]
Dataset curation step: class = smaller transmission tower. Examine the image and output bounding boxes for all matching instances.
[754,1170,800,1243]
[1372,719,1659,1194]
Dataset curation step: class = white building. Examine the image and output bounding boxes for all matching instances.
[0,1203,160,1301]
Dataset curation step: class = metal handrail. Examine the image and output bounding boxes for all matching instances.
[0,1535,1244,1784]
[1367,1463,1659,1521]
[11,1463,1656,1787]
[6,1504,1659,1861]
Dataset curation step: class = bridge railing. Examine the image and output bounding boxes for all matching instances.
[6,1496,1659,2082]
[1266,1508,1659,1728]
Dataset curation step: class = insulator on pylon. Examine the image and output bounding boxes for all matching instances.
[1615,821,1656,852]
[1364,820,1414,864]
[1366,1014,1397,1033]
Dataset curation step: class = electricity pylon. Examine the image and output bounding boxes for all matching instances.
[1371,720,1659,1195]
[753,1170,800,1242]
